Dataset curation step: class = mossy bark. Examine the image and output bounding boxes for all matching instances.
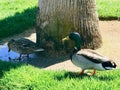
[36,0,102,54]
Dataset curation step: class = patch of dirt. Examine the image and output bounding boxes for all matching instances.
[1,20,120,71]
[97,20,120,68]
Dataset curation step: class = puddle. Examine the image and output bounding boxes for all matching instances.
[0,45,37,62]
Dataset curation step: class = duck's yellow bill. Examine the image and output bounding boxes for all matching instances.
[62,36,70,44]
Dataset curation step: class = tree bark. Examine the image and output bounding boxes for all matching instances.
[36,0,102,53]
[76,0,102,49]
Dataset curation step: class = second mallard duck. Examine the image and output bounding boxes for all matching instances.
[62,32,117,75]
[8,38,44,60]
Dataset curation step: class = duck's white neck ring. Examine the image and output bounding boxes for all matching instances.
[70,47,79,60]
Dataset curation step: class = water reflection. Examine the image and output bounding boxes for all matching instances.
[0,45,36,62]
[0,45,69,68]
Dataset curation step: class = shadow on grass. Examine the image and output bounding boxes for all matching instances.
[96,75,115,81]
[0,6,38,40]
[0,60,24,78]
[55,72,89,81]
[54,71,115,81]
[99,16,120,21]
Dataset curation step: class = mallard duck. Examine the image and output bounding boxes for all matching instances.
[8,38,44,60]
[62,32,117,75]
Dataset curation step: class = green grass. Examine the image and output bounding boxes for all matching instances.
[0,0,38,20]
[96,0,120,20]
[0,0,120,40]
[0,61,120,90]
[0,0,38,40]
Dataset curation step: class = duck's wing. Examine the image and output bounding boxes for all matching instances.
[77,49,109,63]
[15,38,44,52]
[15,38,36,47]
[85,49,105,57]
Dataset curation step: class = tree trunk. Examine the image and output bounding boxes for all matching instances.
[36,0,102,54]
[76,0,102,49]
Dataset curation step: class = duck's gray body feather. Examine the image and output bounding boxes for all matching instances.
[71,49,110,70]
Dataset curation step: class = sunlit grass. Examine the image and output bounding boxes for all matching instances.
[0,61,120,90]
[96,0,120,19]
[0,0,38,20]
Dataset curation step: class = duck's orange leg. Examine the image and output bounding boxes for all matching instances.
[79,70,85,75]
[92,70,96,75]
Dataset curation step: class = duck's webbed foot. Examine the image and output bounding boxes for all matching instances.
[78,70,96,76]
[87,70,96,76]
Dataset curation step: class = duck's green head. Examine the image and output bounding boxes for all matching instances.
[62,32,83,50]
